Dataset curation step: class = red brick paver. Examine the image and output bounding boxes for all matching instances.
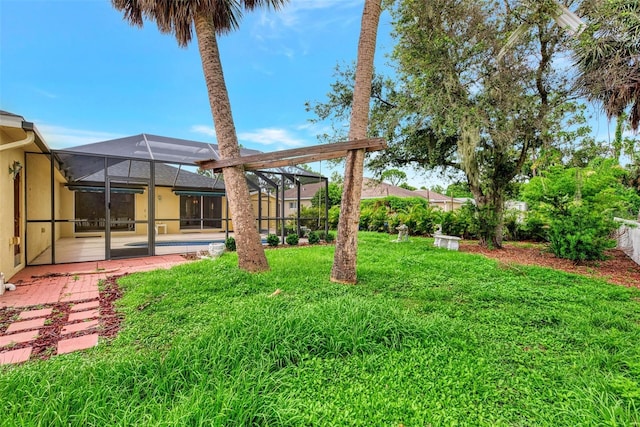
[5,317,46,333]
[0,254,190,364]
[61,320,100,335]
[57,334,99,355]
[70,301,100,312]
[0,330,39,347]
[68,309,99,322]
[0,347,32,365]
[19,308,53,319]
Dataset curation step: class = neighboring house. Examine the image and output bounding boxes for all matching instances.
[0,111,325,271]
[361,178,422,199]
[283,181,325,217]
[361,178,472,211]
[413,189,472,211]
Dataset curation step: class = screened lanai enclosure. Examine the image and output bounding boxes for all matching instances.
[25,134,328,265]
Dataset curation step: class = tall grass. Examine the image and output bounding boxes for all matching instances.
[1,232,639,425]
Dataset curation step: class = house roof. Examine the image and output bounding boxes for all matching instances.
[0,110,50,154]
[361,178,424,199]
[413,189,472,204]
[0,110,25,119]
[71,160,226,190]
[283,181,325,200]
[413,189,452,202]
[55,133,322,179]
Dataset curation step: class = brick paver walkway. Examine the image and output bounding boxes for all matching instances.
[1,255,190,365]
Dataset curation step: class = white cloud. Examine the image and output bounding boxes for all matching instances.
[250,0,362,58]
[191,125,307,150]
[36,124,124,149]
[238,128,305,148]
[32,87,57,99]
[190,124,217,138]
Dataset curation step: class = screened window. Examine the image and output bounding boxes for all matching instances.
[74,191,134,232]
[180,195,222,229]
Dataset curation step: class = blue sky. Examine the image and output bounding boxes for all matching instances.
[2,0,424,183]
[0,1,626,188]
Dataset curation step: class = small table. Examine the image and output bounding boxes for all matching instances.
[155,224,167,235]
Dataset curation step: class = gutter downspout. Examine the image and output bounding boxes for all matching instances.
[0,131,34,152]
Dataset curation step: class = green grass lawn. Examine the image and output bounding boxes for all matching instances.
[2,232,639,426]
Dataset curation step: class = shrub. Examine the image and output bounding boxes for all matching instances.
[299,206,324,231]
[324,231,335,243]
[547,203,617,262]
[328,205,340,229]
[307,231,320,244]
[359,207,373,231]
[286,233,299,245]
[266,234,280,247]
[520,211,547,242]
[368,206,389,232]
[224,237,236,251]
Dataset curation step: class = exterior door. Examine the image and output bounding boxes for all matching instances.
[106,177,152,259]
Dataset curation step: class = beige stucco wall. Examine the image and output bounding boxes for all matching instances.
[0,124,53,279]
[0,139,25,279]
[252,193,277,232]
[25,153,55,264]
[283,198,312,218]
[155,187,180,234]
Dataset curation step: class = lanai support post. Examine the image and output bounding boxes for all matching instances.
[296,178,301,237]
[324,177,330,235]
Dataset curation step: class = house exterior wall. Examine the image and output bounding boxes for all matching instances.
[283,198,312,218]
[155,187,180,234]
[251,193,277,233]
[0,135,26,279]
[57,180,74,238]
[25,153,54,264]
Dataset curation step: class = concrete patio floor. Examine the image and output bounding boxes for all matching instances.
[0,254,192,365]
[30,231,236,264]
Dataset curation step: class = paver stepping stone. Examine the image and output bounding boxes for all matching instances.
[57,334,99,354]
[68,309,99,322]
[6,318,46,333]
[70,301,100,312]
[0,330,39,347]
[61,320,99,335]
[18,308,53,320]
[61,291,100,303]
[0,347,32,365]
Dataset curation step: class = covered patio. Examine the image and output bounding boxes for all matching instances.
[26,133,328,265]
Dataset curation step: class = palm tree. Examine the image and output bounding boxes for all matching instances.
[573,0,640,132]
[112,0,287,272]
[331,0,382,284]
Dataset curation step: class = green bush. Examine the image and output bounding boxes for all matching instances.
[286,233,299,245]
[440,202,478,239]
[359,207,373,231]
[307,231,320,244]
[266,234,280,247]
[368,206,389,232]
[328,205,340,229]
[225,237,236,252]
[324,231,335,243]
[547,203,617,262]
[299,206,324,231]
[520,211,548,242]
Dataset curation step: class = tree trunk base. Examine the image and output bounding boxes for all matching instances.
[329,277,358,285]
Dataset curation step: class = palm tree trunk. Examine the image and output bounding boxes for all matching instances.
[331,0,382,284]
[194,13,269,272]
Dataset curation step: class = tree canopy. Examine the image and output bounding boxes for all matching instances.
[574,0,640,131]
